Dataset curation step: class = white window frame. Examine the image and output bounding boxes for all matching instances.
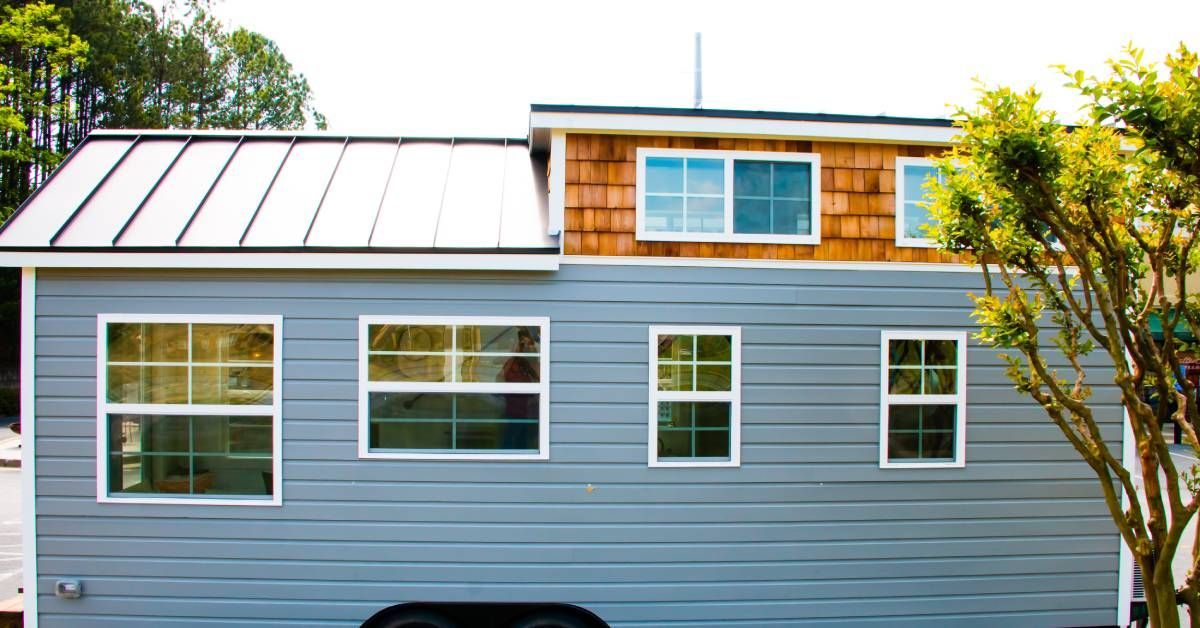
[95,313,284,506]
[358,315,551,461]
[648,325,742,468]
[895,156,944,249]
[879,329,968,469]
[636,148,822,246]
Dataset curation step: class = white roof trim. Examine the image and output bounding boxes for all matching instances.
[529,111,957,145]
[0,252,559,271]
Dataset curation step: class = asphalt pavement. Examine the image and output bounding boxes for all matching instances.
[0,467,18,600]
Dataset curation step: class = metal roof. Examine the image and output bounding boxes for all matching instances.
[529,104,956,128]
[0,133,556,261]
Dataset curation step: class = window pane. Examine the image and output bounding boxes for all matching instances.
[772,200,810,235]
[645,195,684,232]
[887,431,920,459]
[646,157,683,194]
[888,368,921,395]
[889,339,921,366]
[107,322,187,362]
[458,354,540,383]
[658,334,694,361]
[904,202,931,239]
[192,324,273,363]
[925,340,957,366]
[457,325,539,354]
[192,366,273,405]
[773,162,810,198]
[367,324,450,353]
[368,354,448,382]
[107,365,188,403]
[658,363,694,391]
[107,414,273,496]
[372,420,452,450]
[686,158,724,195]
[695,364,731,391]
[686,196,724,233]
[924,368,957,395]
[229,416,272,454]
[733,198,770,234]
[368,392,539,451]
[922,431,955,459]
[888,404,957,461]
[889,405,921,431]
[193,455,272,496]
[733,161,770,197]
[696,335,731,362]
[657,402,731,459]
[696,429,731,458]
[904,165,936,202]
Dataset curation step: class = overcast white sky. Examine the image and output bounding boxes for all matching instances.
[210,0,1200,137]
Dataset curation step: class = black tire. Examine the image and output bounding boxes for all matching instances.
[371,608,460,628]
[509,610,592,628]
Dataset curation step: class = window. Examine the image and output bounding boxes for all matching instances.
[895,156,946,248]
[97,314,282,505]
[358,316,550,460]
[879,330,967,468]
[648,326,741,467]
[637,148,821,245]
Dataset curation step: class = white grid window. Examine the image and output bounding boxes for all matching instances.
[879,330,967,468]
[358,316,550,461]
[648,326,742,468]
[637,148,821,246]
[895,156,946,248]
[96,314,283,506]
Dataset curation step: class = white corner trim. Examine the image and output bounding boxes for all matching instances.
[20,268,37,628]
[634,147,821,246]
[0,252,560,272]
[648,325,742,468]
[1116,406,1135,626]
[548,129,566,238]
[894,156,940,249]
[529,111,957,146]
[878,329,968,469]
[357,315,551,461]
[95,314,284,506]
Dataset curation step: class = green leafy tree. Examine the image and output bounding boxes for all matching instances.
[0,1,87,216]
[928,45,1200,627]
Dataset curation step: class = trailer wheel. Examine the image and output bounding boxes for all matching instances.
[372,608,459,628]
[508,610,592,628]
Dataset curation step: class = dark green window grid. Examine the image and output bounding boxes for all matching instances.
[657,402,731,459]
[369,393,539,452]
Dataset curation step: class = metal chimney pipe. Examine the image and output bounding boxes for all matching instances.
[694,33,703,109]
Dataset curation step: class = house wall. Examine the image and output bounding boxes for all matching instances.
[32,265,1119,627]
[562,133,960,262]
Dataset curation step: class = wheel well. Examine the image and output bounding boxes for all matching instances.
[361,602,608,628]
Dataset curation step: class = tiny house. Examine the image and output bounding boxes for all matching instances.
[0,105,1131,627]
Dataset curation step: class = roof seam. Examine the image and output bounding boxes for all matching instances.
[366,137,403,247]
[49,136,142,246]
[494,138,509,249]
[176,137,245,245]
[430,137,456,248]
[239,137,297,246]
[302,137,350,246]
[111,136,192,246]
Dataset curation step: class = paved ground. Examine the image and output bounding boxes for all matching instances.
[0,466,18,600]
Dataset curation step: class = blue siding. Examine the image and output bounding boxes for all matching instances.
[32,264,1121,627]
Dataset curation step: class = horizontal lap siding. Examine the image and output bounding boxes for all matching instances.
[33,266,1119,627]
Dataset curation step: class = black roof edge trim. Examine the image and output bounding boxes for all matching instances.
[530,104,957,128]
[87,130,529,144]
[0,245,561,255]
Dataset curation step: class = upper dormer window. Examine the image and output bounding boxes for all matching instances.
[636,148,821,245]
[895,157,946,248]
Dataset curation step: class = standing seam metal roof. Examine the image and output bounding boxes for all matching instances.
[0,132,556,253]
